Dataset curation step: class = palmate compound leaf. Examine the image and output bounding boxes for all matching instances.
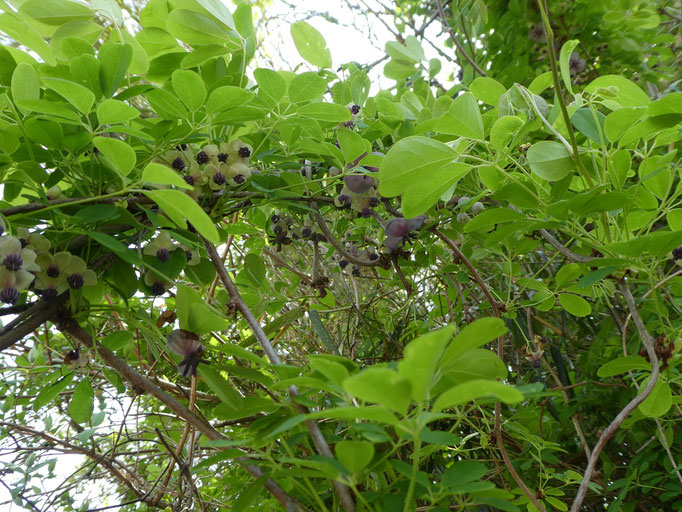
[378,136,471,218]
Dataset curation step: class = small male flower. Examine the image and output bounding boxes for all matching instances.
[143,231,176,262]
[0,237,40,273]
[63,256,97,290]
[15,228,51,255]
[0,267,34,304]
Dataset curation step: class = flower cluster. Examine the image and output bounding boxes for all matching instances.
[0,221,98,304]
[155,139,254,198]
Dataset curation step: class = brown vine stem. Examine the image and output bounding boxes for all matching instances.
[54,310,299,510]
[204,240,356,512]
[431,228,547,512]
[312,207,381,267]
[434,0,487,77]
[569,282,660,512]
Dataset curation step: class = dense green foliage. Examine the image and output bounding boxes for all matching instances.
[0,0,680,511]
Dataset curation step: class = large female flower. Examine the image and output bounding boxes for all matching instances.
[0,267,34,304]
[0,236,40,273]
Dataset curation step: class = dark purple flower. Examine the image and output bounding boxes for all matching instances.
[339,260,349,269]
[350,104,361,115]
[673,246,682,261]
[67,274,84,289]
[3,253,22,271]
[344,174,373,194]
[233,174,246,184]
[156,248,170,262]
[185,250,193,262]
[337,194,351,207]
[238,147,251,158]
[41,287,58,301]
[150,282,165,296]
[183,175,195,186]
[47,265,60,278]
[368,196,380,208]
[302,227,312,238]
[213,172,226,185]
[196,151,209,164]
[171,157,185,171]
[217,153,228,163]
[0,287,19,304]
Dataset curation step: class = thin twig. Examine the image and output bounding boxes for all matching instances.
[204,239,355,512]
[434,0,487,76]
[569,282,659,512]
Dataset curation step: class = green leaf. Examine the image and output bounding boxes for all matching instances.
[42,77,95,114]
[0,13,56,65]
[233,476,268,512]
[398,325,455,402]
[19,0,93,25]
[558,39,580,94]
[337,127,369,164]
[442,460,488,487]
[99,42,132,97]
[167,9,233,46]
[307,406,399,425]
[206,86,254,114]
[172,69,206,112]
[176,284,229,334]
[597,356,650,378]
[490,116,524,150]
[141,162,192,190]
[146,87,188,120]
[470,77,506,106]
[385,36,424,63]
[290,21,332,68]
[194,0,236,30]
[289,72,327,103]
[571,108,606,144]
[93,136,136,175]
[253,68,286,106]
[298,102,351,123]
[527,141,574,181]
[33,372,75,412]
[433,92,484,139]
[604,107,647,143]
[441,318,507,368]
[343,368,412,415]
[439,349,507,384]
[584,75,651,108]
[198,366,242,408]
[336,440,374,473]
[667,210,682,231]
[464,207,525,233]
[144,189,220,244]
[558,293,591,317]
[433,380,523,412]
[11,63,40,105]
[102,331,133,351]
[384,59,417,80]
[69,379,94,424]
[378,136,471,218]
[86,231,142,266]
[97,98,139,125]
[638,378,672,417]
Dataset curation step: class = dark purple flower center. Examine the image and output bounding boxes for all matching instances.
[361,207,372,218]
[150,282,165,296]
[213,172,226,185]
[0,287,19,305]
[673,246,682,261]
[47,265,60,278]
[302,227,312,238]
[368,197,380,208]
[233,174,246,184]
[172,157,185,171]
[156,248,170,262]
[217,153,228,163]
[337,194,351,206]
[339,260,349,269]
[350,104,360,115]
[185,250,193,262]
[19,238,28,249]
[67,273,84,289]
[196,151,209,164]
[183,175,195,186]
[3,253,22,271]
[41,287,58,301]
[175,144,188,151]
[238,147,251,158]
